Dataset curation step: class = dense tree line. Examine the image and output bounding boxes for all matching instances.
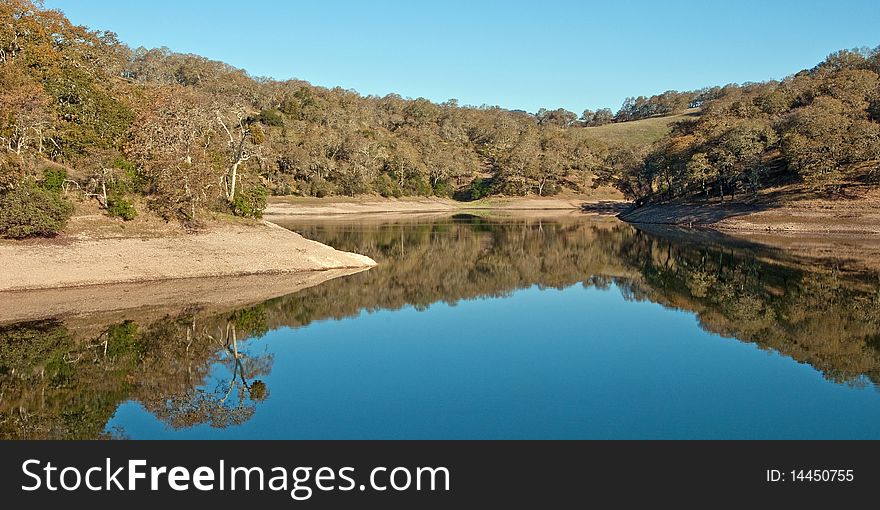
[613,89,709,122]
[0,0,624,234]
[3,1,877,235]
[596,48,880,202]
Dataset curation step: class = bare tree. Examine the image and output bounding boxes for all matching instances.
[217,108,257,202]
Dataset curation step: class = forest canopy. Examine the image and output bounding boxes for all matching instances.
[594,48,880,202]
[1,0,878,231]
[0,0,612,229]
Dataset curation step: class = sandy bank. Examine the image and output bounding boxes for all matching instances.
[0,221,376,292]
[265,195,624,218]
[0,269,366,325]
[619,188,880,235]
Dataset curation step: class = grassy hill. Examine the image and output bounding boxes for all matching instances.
[580,109,700,148]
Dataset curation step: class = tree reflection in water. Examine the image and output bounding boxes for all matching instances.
[2,215,879,438]
[137,306,273,430]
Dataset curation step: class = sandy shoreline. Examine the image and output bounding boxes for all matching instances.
[267,194,880,236]
[265,195,621,217]
[2,196,613,297]
[0,220,376,293]
[618,190,880,236]
[0,269,368,325]
[4,190,876,301]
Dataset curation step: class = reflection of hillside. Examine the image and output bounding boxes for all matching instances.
[3,216,880,439]
[2,216,646,438]
[274,217,880,386]
[613,229,880,385]
[263,216,639,326]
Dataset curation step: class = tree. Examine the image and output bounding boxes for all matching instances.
[535,130,572,195]
[782,96,859,190]
[497,127,540,195]
[592,146,652,201]
[0,67,53,155]
[125,87,219,221]
[536,108,578,128]
[686,152,716,198]
[590,108,614,126]
[581,109,595,125]
[217,107,259,203]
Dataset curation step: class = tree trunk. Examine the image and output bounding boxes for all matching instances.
[227,160,240,202]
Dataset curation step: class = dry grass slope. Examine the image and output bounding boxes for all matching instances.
[580,109,700,148]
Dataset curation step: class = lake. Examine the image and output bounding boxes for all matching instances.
[3,214,880,439]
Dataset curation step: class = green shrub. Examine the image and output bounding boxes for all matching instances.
[107,192,137,221]
[432,179,452,197]
[112,157,143,193]
[496,177,529,196]
[0,182,74,238]
[307,176,334,198]
[231,185,268,219]
[257,109,284,127]
[337,173,371,196]
[403,174,432,196]
[39,167,68,193]
[467,178,493,201]
[279,99,301,117]
[376,173,402,198]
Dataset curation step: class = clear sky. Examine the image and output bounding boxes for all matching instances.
[44,0,880,114]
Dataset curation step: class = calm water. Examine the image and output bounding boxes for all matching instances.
[3,214,880,439]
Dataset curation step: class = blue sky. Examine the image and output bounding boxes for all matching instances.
[44,0,880,113]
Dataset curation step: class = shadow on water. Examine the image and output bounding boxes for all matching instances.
[2,214,880,438]
[579,201,631,216]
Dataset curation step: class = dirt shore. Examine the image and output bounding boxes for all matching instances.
[0,220,376,292]
[0,269,367,325]
[618,186,880,235]
[268,191,880,236]
[6,188,876,298]
[265,194,623,218]
[2,195,622,296]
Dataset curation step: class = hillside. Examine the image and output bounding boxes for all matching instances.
[2,0,639,238]
[594,48,880,209]
[0,0,739,242]
[580,109,700,148]
[3,0,876,243]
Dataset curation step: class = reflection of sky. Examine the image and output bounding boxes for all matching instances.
[107,283,880,439]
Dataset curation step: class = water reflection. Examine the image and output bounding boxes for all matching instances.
[0,306,274,439]
[2,215,880,438]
